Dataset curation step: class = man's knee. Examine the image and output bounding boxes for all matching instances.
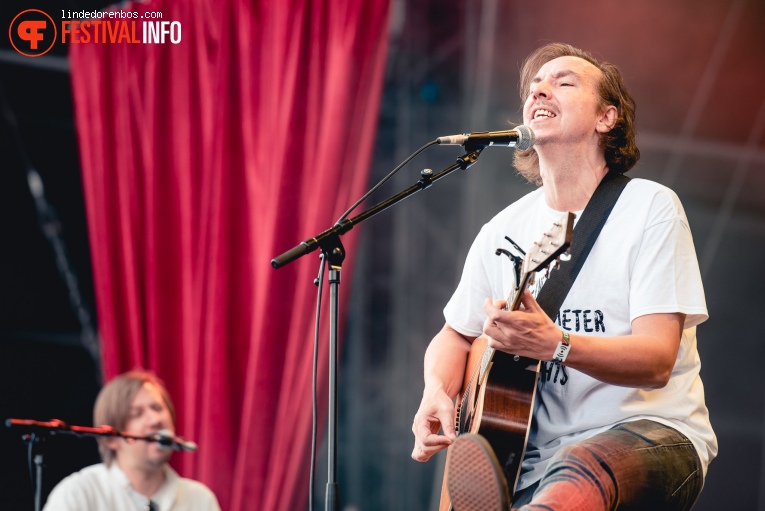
[548,442,609,474]
[529,443,617,511]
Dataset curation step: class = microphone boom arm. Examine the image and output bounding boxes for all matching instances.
[271,147,484,269]
[5,418,195,450]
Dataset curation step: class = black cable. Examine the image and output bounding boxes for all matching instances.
[306,138,438,507]
[335,140,438,224]
[26,434,35,487]
[309,253,327,511]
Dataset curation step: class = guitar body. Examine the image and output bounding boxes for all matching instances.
[439,336,540,510]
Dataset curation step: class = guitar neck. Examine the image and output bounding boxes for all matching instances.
[507,271,533,312]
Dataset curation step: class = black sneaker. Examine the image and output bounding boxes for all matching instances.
[446,433,511,511]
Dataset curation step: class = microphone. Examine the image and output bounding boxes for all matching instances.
[153,429,198,452]
[437,125,535,151]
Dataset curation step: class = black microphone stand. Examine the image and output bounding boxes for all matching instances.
[5,418,185,511]
[271,147,485,511]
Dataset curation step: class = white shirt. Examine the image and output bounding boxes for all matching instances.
[43,463,221,511]
[444,178,717,490]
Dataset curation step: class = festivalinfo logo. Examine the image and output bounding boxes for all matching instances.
[9,8,182,57]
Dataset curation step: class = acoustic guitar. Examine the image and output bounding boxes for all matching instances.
[439,212,574,510]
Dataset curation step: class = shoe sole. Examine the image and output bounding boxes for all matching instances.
[446,433,511,511]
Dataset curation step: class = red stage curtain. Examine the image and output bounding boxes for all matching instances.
[68,0,389,509]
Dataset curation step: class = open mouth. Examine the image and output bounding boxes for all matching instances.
[533,109,556,120]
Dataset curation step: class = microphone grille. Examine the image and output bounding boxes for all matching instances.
[155,429,174,449]
[515,125,535,151]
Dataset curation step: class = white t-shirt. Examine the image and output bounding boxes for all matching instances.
[43,462,221,511]
[443,178,717,490]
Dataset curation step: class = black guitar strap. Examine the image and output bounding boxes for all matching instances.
[534,172,631,320]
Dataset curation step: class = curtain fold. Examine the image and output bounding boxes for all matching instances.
[69,0,389,509]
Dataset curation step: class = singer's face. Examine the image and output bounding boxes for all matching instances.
[523,56,612,147]
[112,382,174,472]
